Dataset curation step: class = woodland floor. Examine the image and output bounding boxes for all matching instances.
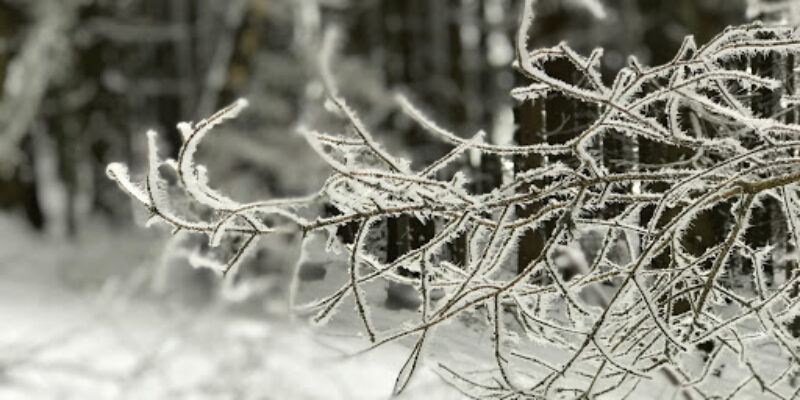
[0,215,788,399]
[0,215,458,399]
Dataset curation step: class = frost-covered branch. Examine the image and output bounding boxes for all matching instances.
[108,7,800,399]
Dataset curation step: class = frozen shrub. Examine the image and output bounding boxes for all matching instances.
[109,1,800,397]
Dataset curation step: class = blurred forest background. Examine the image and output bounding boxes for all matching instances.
[0,0,769,398]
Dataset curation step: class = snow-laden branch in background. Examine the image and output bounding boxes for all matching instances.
[109,9,800,400]
[566,0,607,20]
[747,0,800,25]
[0,1,77,173]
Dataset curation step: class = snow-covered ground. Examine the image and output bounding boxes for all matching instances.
[1,214,791,399]
[0,215,460,399]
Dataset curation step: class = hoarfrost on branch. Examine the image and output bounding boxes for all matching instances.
[108,2,800,398]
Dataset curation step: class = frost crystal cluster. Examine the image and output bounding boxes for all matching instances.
[109,2,800,398]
